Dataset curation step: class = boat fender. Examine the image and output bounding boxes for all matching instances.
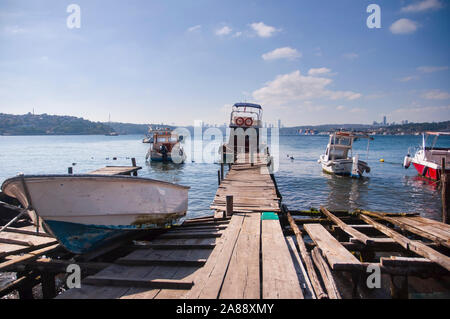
[403,155,411,169]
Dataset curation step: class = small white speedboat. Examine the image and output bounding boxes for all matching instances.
[1,174,189,254]
[318,131,372,177]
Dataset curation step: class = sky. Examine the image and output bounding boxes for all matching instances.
[0,0,449,126]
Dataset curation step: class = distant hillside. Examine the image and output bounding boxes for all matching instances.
[0,113,115,135]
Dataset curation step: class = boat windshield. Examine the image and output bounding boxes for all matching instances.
[332,137,352,146]
[425,135,450,149]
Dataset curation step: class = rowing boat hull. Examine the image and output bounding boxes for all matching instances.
[1,175,189,253]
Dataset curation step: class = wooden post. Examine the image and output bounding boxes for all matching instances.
[41,272,56,299]
[222,145,226,164]
[68,167,73,175]
[131,158,138,176]
[442,158,449,224]
[220,163,224,181]
[217,170,221,186]
[225,195,233,219]
[390,275,408,299]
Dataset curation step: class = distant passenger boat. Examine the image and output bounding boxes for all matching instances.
[145,128,186,163]
[1,175,189,254]
[403,132,450,181]
[318,131,372,177]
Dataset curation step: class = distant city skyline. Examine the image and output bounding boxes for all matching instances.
[0,1,449,126]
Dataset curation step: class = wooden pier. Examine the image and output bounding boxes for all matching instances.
[1,157,450,299]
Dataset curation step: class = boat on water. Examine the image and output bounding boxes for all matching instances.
[219,103,265,161]
[318,131,373,177]
[1,174,189,254]
[145,128,186,163]
[403,131,450,181]
[142,125,154,143]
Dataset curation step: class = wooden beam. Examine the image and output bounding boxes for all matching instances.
[311,247,341,299]
[83,276,194,290]
[0,244,59,271]
[303,224,362,271]
[158,232,222,239]
[286,212,326,299]
[359,214,450,271]
[359,210,450,248]
[320,206,373,245]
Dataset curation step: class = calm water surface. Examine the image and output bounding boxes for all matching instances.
[0,134,447,221]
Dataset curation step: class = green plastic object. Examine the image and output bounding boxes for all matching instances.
[261,212,279,220]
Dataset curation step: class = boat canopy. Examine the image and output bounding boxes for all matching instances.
[233,103,262,109]
[425,132,450,136]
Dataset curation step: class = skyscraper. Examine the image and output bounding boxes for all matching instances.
[383,116,386,126]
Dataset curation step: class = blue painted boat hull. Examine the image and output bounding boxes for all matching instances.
[45,220,140,254]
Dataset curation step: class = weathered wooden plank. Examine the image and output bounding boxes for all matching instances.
[158,232,222,239]
[286,212,325,299]
[284,236,316,299]
[262,219,304,299]
[311,247,341,299]
[185,213,245,299]
[115,258,207,267]
[321,206,373,245]
[83,276,193,289]
[360,214,450,271]
[360,210,450,248]
[219,213,260,299]
[303,224,361,271]
[131,243,216,250]
[0,244,60,271]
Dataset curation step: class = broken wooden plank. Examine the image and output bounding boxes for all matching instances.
[303,224,361,271]
[359,210,450,248]
[286,212,325,299]
[360,214,450,271]
[321,206,373,245]
[311,247,341,299]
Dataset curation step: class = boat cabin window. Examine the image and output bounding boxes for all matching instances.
[332,137,352,146]
[330,148,348,160]
[157,137,167,143]
[169,137,178,142]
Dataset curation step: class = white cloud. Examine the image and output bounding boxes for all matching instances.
[401,0,443,13]
[187,25,201,32]
[250,22,280,38]
[422,89,450,100]
[390,19,419,34]
[336,105,346,111]
[399,75,420,82]
[417,65,449,73]
[308,67,332,76]
[232,31,242,38]
[262,47,301,61]
[252,70,361,108]
[215,26,232,36]
[343,53,359,60]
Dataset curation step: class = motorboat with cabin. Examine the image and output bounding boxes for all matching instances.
[1,174,189,254]
[145,127,186,163]
[403,132,450,181]
[219,103,265,161]
[318,131,373,177]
